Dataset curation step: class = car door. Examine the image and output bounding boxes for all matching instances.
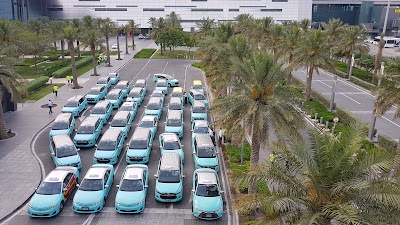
[100,86,106,99]
[104,170,111,197]
[188,92,194,104]
[143,169,148,195]
[69,116,75,135]
[62,172,76,201]
[94,120,101,140]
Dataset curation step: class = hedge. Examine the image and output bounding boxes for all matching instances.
[27,76,49,93]
[133,48,156,58]
[52,57,93,78]
[378,134,398,152]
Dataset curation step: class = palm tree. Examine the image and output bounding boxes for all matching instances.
[322,18,343,55]
[264,25,284,61]
[150,17,167,41]
[27,19,45,35]
[116,25,124,60]
[82,15,97,30]
[122,24,130,54]
[278,25,301,82]
[81,30,103,76]
[234,14,254,35]
[127,20,140,50]
[195,17,216,36]
[299,18,311,32]
[236,123,400,224]
[252,17,274,49]
[292,29,334,100]
[0,19,22,57]
[99,18,115,67]
[71,18,82,58]
[63,26,80,88]
[47,20,67,66]
[166,11,181,28]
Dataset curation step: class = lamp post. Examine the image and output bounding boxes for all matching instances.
[368,62,384,140]
[329,72,337,112]
[348,53,355,79]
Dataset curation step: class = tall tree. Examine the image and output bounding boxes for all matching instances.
[127,20,140,50]
[81,30,103,76]
[82,15,97,30]
[195,17,216,36]
[71,18,82,58]
[62,26,80,88]
[278,25,301,82]
[234,14,254,35]
[122,24,130,54]
[322,18,344,55]
[166,11,181,28]
[99,18,115,67]
[299,18,311,32]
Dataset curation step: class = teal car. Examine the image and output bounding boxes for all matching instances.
[145,97,163,120]
[171,87,185,105]
[126,128,153,164]
[94,129,125,165]
[106,89,124,109]
[126,87,145,106]
[119,102,138,119]
[192,134,219,171]
[72,164,114,213]
[115,165,149,213]
[62,95,88,117]
[50,135,82,169]
[155,153,184,202]
[109,111,134,140]
[109,72,120,85]
[89,100,113,125]
[165,110,184,138]
[134,79,147,96]
[155,79,168,95]
[152,73,179,87]
[138,115,158,137]
[28,167,79,217]
[49,113,75,139]
[192,168,224,220]
[159,133,184,163]
[168,97,183,113]
[187,90,208,108]
[96,76,112,90]
[85,86,107,104]
[74,117,103,147]
[114,80,131,97]
[191,100,208,122]
[192,120,212,141]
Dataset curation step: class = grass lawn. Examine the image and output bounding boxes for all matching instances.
[77,63,94,77]
[152,49,198,59]
[24,83,65,101]
[335,61,373,82]
[133,48,157,58]
[192,62,203,69]
[15,58,75,79]
[16,58,48,66]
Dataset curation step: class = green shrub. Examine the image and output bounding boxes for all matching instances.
[238,181,248,194]
[47,54,60,61]
[192,62,203,69]
[226,143,251,163]
[304,100,336,122]
[27,76,49,93]
[52,57,93,78]
[335,61,373,83]
[133,48,156,58]
[378,134,398,152]
[230,161,249,177]
[256,180,270,194]
[349,76,376,91]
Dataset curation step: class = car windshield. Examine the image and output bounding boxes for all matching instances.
[193,85,203,90]
[56,144,77,158]
[129,140,147,149]
[156,82,167,87]
[111,119,127,127]
[196,184,219,197]
[97,140,116,151]
[64,101,78,107]
[36,182,61,195]
[79,179,103,191]
[169,104,182,110]
[193,106,206,113]
[165,75,173,80]
[197,147,216,158]
[52,121,68,130]
[120,105,134,111]
[110,74,117,78]
[77,125,95,134]
[128,91,140,98]
[163,141,180,150]
[147,103,160,110]
[135,82,145,87]
[120,179,143,191]
[194,126,208,134]
[171,93,182,98]
[88,89,100,95]
[167,119,181,127]
[194,94,206,100]
[97,80,107,84]
[107,93,119,100]
[158,170,180,183]
[139,120,153,128]
[91,107,106,114]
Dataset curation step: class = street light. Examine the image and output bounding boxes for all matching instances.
[348,53,355,79]
[368,62,384,140]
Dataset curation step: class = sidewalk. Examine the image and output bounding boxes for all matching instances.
[0,39,157,221]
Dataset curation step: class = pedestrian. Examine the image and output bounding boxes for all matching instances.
[66,75,70,85]
[209,127,215,145]
[49,76,53,84]
[218,128,223,147]
[269,151,276,163]
[70,76,74,86]
[48,100,53,114]
[53,85,59,97]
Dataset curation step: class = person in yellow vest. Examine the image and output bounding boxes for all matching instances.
[269,152,276,163]
[53,85,59,97]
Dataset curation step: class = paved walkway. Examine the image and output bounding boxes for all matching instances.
[0,39,158,221]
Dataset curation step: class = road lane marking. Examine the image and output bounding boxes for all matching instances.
[130,59,152,82]
[82,214,95,225]
[381,116,400,128]
[162,61,169,74]
[317,80,331,88]
[351,110,396,114]
[169,203,173,209]
[183,65,188,90]
[114,146,127,174]
[341,93,361,104]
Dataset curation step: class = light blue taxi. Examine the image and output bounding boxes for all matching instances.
[145,97,163,120]
[72,164,114,213]
[50,135,82,169]
[171,87,185,105]
[192,80,204,94]
[89,100,113,125]
[109,111,134,140]
[192,134,219,171]
[106,89,124,109]
[115,165,149,213]
[152,73,179,87]
[155,153,184,202]
[94,129,125,165]
[119,102,138,119]
[126,87,145,106]
[138,115,158,137]
[85,85,107,104]
[191,100,208,122]
[192,168,224,220]
[192,120,212,141]
[187,90,208,107]
[155,79,168,95]
[96,76,112,90]
[74,117,103,147]
[114,80,130,97]
[168,97,183,113]
[28,167,79,217]
[109,72,120,85]
[159,133,184,163]
[49,113,75,139]
[134,79,147,96]
[165,110,184,138]
[61,95,88,117]
[126,128,153,164]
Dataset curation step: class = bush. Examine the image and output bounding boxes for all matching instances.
[334,61,374,83]
[304,100,336,122]
[349,76,376,91]
[133,48,157,58]
[256,180,270,194]
[27,76,49,93]
[230,161,249,177]
[47,54,60,61]
[192,62,203,69]
[52,57,93,78]
[378,134,398,152]
[226,143,251,163]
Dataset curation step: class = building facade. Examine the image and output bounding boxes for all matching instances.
[44,0,311,31]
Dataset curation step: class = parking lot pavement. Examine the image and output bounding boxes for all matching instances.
[3,59,231,225]
[368,43,400,57]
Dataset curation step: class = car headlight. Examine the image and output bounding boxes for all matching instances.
[115,200,121,206]
[216,205,223,212]
[194,205,202,211]
[28,203,32,208]
[94,200,102,205]
[134,200,144,206]
[50,204,58,209]
[73,200,78,204]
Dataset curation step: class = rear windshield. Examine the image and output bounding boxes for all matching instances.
[36,182,61,195]
[129,139,147,149]
[139,120,153,128]
[77,125,95,134]
[147,103,160,110]
[120,105,134,111]
[110,74,117,78]
[120,179,143,192]
[163,141,180,150]
[65,101,78,107]
[107,93,119,100]
[128,91,140,98]
[167,119,181,127]
[97,140,116,151]
[197,147,216,158]
[116,84,126,89]
[111,119,127,127]
[193,106,206,113]
[56,144,77,158]
[196,184,219,197]
[135,82,145,87]
[157,82,167,87]
[92,106,107,114]
[193,85,203,89]
[158,170,180,183]
[171,93,182,98]
[97,79,107,84]
[194,94,206,100]
[52,121,69,130]
[79,179,103,191]
[88,89,100,95]
[169,103,182,110]
[151,92,163,97]
[194,126,208,134]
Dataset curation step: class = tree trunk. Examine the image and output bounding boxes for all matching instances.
[53,42,57,48]
[0,100,9,140]
[287,55,293,83]
[91,44,98,76]
[347,53,352,76]
[373,38,385,83]
[117,35,121,60]
[69,41,79,89]
[125,32,129,54]
[76,40,81,58]
[131,31,135,50]
[160,43,163,55]
[305,66,313,101]
[61,39,65,66]
[249,121,260,194]
[106,36,111,67]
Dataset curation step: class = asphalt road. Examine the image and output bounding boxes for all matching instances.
[5,59,229,225]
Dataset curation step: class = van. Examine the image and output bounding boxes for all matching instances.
[192,134,219,171]
[165,110,184,138]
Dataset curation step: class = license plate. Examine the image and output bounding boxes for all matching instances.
[206,214,212,218]
[82,207,89,210]
[36,214,44,216]
[125,209,132,212]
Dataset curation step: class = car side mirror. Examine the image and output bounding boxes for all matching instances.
[216,152,220,154]
[105,185,109,188]
[192,152,196,155]
[219,190,225,194]
[144,185,148,188]
[51,152,55,156]
[94,144,97,147]
[182,175,185,178]
[144,106,147,108]
[191,189,195,193]
[116,184,120,188]
[76,148,81,151]
[108,122,111,125]
[182,122,185,125]
[63,188,68,192]
[181,145,184,147]
[76,184,80,187]
[191,129,193,131]
[163,122,166,124]
[75,129,78,132]
[34,187,38,190]
[154,174,158,178]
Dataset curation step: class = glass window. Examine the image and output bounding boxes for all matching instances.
[111,118,127,127]
[158,170,180,183]
[156,81,167,87]
[171,93,182,98]
[56,144,77,158]
[36,182,61,195]
[116,84,126,89]
[194,94,205,100]
[167,118,182,127]
[169,103,182,110]
[139,120,154,128]
[91,107,106,114]
[193,106,206,113]
[129,140,147,149]
[88,89,100,95]
[65,101,78,107]
[79,179,103,191]
[147,103,160,110]
[97,140,116,151]
[107,93,119,100]
[52,121,69,130]
[193,85,203,90]
[120,179,143,191]
[194,126,208,134]
[197,147,216,158]
[163,141,180,150]
[196,184,219,197]
[77,125,95,134]
[128,91,140,98]
[120,105,134,111]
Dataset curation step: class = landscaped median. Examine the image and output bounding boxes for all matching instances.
[52,57,93,78]
[133,48,157,58]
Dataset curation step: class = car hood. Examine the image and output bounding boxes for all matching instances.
[127,149,149,157]
[89,114,106,119]
[171,79,179,83]
[74,133,95,141]
[94,150,117,159]
[165,126,183,133]
[56,154,80,165]
[193,195,223,212]
[111,126,128,133]
[74,190,103,203]
[115,190,146,204]
[30,193,61,208]
[196,157,218,167]
[156,181,182,194]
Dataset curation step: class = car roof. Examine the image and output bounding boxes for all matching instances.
[141,115,156,121]
[157,79,167,83]
[193,80,202,85]
[109,72,118,76]
[98,77,109,82]
[67,95,84,102]
[170,97,182,105]
[112,111,130,120]
[80,116,100,127]
[193,100,206,107]
[148,97,162,104]
[52,134,74,148]
[94,100,110,108]
[132,127,151,140]
[121,102,135,107]
[152,90,163,94]
[108,89,122,95]
[194,120,209,127]
[191,89,204,95]
[195,134,214,147]
[130,87,143,93]
[116,80,128,85]
[44,169,71,183]
[123,167,144,180]
[54,113,72,123]
[135,79,145,84]
[91,86,104,91]
[172,87,183,93]
[101,128,121,141]
[167,110,182,120]
[160,153,180,170]
[197,171,218,185]
[162,133,179,142]
[154,73,173,79]
[84,167,108,180]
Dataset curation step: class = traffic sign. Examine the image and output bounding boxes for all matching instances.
[333,117,339,123]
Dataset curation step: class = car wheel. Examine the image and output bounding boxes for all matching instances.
[59,201,64,212]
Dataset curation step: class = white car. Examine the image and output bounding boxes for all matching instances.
[112,44,118,49]
[138,34,145,39]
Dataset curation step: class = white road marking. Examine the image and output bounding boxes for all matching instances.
[162,62,169,74]
[81,214,95,225]
[131,59,152,82]
[317,80,331,88]
[183,65,188,90]
[114,147,127,174]
[341,93,361,104]
[60,207,194,215]
[321,92,369,95]
[351,110,395,114]
[381,116,400,128]
[169,203,173,209]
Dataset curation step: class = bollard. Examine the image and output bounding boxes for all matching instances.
[325,121,329,129]
[332,124,336,134]
[314,113,318,120]
[320,117,323,124]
